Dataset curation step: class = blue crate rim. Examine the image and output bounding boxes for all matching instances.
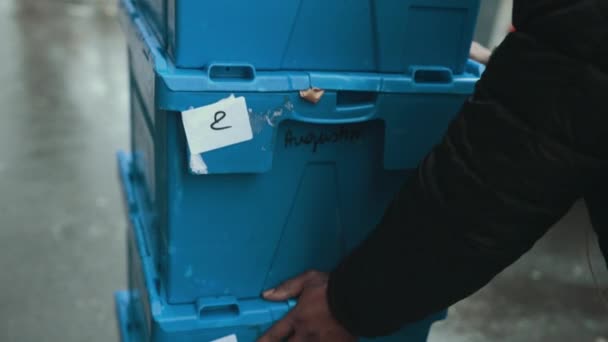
[114,291,136,342]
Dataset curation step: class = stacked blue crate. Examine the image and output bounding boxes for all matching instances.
[115,0,483,340]
[116,153,446,342]
[131,0,480,74]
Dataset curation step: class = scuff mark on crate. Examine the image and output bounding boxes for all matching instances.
[264,108,283,127]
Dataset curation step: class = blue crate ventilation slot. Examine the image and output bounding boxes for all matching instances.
[126,0,480,74]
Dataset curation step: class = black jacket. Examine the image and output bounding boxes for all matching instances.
[327,0,608,337]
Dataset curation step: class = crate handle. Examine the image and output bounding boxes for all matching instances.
[208,64,256,81]
[412,67,453,84]
[197,296,241,319]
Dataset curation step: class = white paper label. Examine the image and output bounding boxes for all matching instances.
[182,95,253,155]
[210,335,238,342]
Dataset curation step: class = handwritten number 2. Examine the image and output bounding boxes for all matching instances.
[210,111,232,131]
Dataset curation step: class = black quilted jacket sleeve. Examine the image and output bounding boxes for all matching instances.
[327,0,608,337]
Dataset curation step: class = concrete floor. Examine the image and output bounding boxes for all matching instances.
[0,1,606,342]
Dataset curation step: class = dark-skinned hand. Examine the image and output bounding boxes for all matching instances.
[258,271,357,342]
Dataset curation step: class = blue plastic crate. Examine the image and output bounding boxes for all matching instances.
[119,0,483,305]
[114,168,447,342]
[121,0,480,74]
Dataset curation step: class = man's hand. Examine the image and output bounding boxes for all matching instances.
[470,41,491,65]
[258,271,356,342]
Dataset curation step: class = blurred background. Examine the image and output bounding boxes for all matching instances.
[0,0,606,341]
